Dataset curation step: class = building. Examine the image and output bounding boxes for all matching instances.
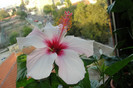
[26,0,60,15]
[25,0,97,15]
[70,0,97,5]
[70,0,82,5]
[0,0,21,9]
[88,0,97,4]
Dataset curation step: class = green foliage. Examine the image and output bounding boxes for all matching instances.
[101,55,119,66]
[43,5,53,14]
[12,8,17,15]
[50,73,60,88]
[107,0,133,86]
[22,26,32,37]
[25,79,51,88]
[88,54,133,87]
[9,32,19,45]
[74,1,110,43]
[108,0,133,56]
[16,54,36,88]
[53,5,76,22]
[16,10,27,19]
[78,68,91,88]
[110,0,133,13]
[104,54,133,76]
[104,54,133,88]
[0,10,10,20]
[56,2,62,6]
[53,0,110,44]
[20,0,26,10]
[16,54,27,81]
[65,0,72,7]
[81,55,97,66]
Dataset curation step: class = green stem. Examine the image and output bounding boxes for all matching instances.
[94,62,101,75]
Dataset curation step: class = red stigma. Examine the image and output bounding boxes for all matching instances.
[58,11,72,41]
[59,11,72,31]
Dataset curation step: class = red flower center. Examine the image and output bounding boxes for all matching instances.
[44,11,72,56]
[45,38,68,56]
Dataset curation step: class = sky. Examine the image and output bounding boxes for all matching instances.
[89,0,97,4]
[0,0,21,8]
[0,0,97,8]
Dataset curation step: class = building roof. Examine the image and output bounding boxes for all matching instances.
[0,47,34,88]
[0,53,17,88]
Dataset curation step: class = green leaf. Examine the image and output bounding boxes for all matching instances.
[121,46,133,50]
[101,54,119,66]
[81,55,97,66]
[16,78,35,88]
[16,54,29,87]
[100,63,107,73]
[78,67,91,88]
[104,54,133,76]
[54,63,59,75]
[51,73,60,88]
[73,86,81,88]
[111,0,133,12]
[24,80,38,88]
[39,79,51,88]
[16,54,27,81]
[25,79,51,88]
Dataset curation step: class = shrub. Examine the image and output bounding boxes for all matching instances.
[9,32,19,45]
[12,8,16,15]
[65,0,72,7]
[56,2,62,6]
[22,26,32,37]
[16,10,27,19]
[74,1,110,43]
[43,5,53,14]
[0,10,10,20]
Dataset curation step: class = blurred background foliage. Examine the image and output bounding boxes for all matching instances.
[16,10,27,19]
[22,26,32,37]
[9,25,32,45]
[9,32,19,45]
[43,5,54,15]
[0,9,10,20]
[51,0,110,44]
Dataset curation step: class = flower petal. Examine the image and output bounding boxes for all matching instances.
[17,29,46,49]
[43,22,60,39]
[55,49,86,84]
[63,36,94,57]
[27,48,57,79]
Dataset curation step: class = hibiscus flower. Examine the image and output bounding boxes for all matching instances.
[17,11,93,84]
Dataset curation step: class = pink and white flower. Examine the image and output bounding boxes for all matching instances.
[17,12,93,84]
